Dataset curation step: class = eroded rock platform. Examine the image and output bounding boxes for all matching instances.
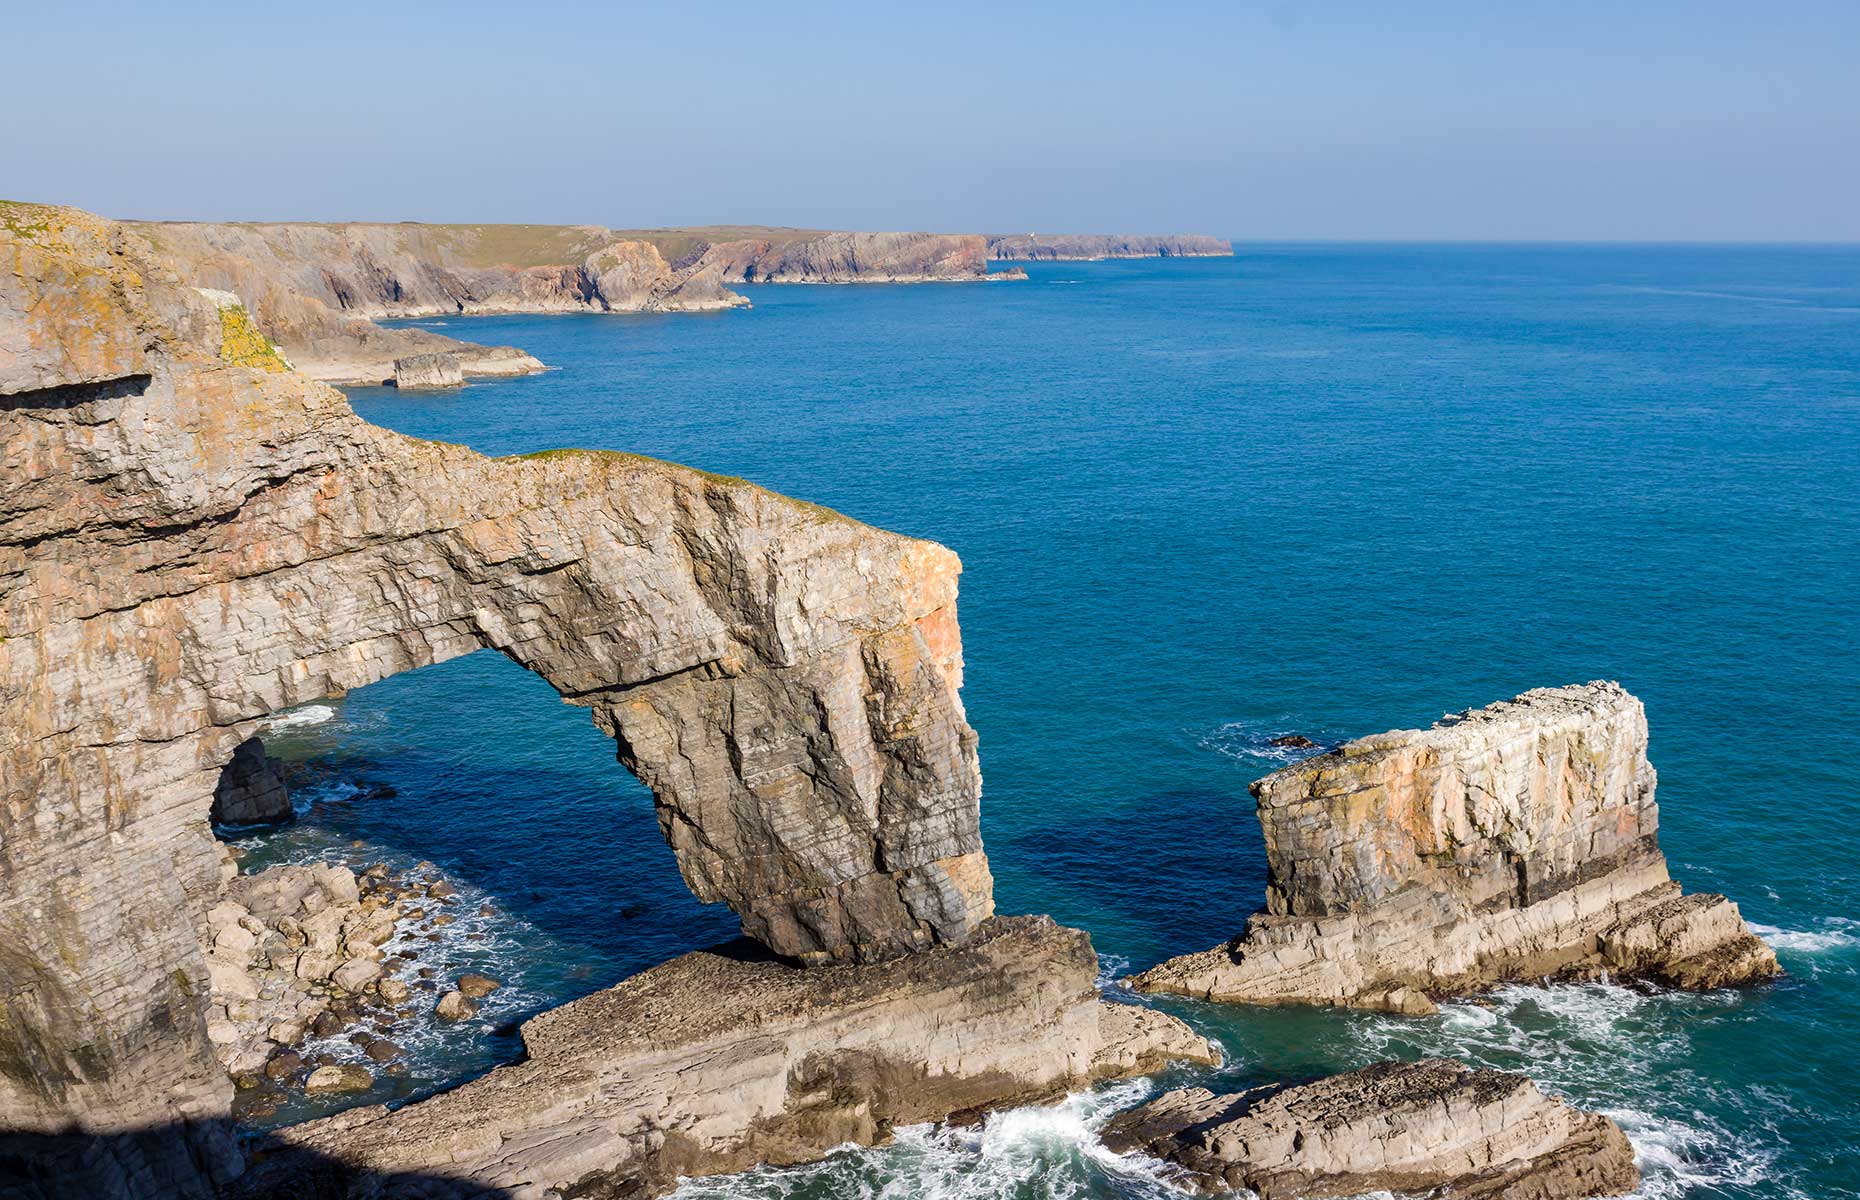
[1103,1058,1638,1199]
[231,916,1215,1199]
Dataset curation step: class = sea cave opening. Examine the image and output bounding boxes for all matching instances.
[204,648,739,1127]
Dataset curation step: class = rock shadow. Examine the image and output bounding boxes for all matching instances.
[0,1121,511,1200]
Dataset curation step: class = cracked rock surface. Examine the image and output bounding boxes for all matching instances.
[1102,1057,1639,1199]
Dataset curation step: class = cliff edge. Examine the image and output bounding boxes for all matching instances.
[985,233,1232,260]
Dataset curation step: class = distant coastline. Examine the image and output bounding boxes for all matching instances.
[118,216,1230,385]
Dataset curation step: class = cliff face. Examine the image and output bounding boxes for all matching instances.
[131,221,1003,384]
[985,233,1232,260]
[706,230,991,283]
[1131,683,1778,1011]
[0,204,993,1180]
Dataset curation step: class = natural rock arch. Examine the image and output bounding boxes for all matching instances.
[0,208,990,1157]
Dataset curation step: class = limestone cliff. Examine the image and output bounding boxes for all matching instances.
[0,203,996,1186]
[1132,683,1778,1011]
[1103,1058,1638,1199]
[131,220,1007,384]
[985,233,1232,260]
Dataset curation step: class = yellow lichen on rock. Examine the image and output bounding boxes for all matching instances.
[215,300,291,372]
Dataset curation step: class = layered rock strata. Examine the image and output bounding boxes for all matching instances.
[1132,683,1778,1012]
[128,221,1010,383]
[0,203,992,1189]
[1102,1058,1638,1199]
[985,233,1232,260]
[392,351,464,389]
[231,916,1216,1200]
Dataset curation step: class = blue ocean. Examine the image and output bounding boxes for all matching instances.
[238,247,1860,1199]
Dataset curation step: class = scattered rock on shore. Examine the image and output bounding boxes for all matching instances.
[435,990,477,1022]
[303,1064,374,1095]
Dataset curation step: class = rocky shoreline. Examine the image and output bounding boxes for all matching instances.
[203,851,512,1124]
[985,233,1233,260]
[228,915,1217,1199]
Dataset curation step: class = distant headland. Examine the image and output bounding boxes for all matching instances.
[118,218,1231,385]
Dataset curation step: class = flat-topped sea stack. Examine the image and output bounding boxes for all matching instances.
[1132,682,1778,1013]
[985,233,1233,260]
[1103,1058,1638,1199]
[229,917,1215,1199]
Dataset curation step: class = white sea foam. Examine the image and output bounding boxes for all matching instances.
[1198,719,1342,766]
[1348,981,1808,1200]
[1749,920,1859,955]
[286,779,360,817]
[669,1082,1188,1200]
[262,703,337,731]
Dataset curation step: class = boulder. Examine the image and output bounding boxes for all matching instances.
[363,1039,403,1063]
[1102,1058,1638,1199]
[211,737,292,825]
[455,973,501,998]
[434,991,477,1023]
[330,958,382,995]
[302,1064,374,1095]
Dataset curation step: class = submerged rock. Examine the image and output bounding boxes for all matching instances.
[231,916,1212,1199]
[1132,683,1778,1010]
[1102,1058,1638,1199]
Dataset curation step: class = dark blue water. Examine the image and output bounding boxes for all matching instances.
[249,248,1859,1199]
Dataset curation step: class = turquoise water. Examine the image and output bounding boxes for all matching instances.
[251,248,1857,1197]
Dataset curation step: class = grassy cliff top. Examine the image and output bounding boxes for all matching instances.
[124,219,838,268]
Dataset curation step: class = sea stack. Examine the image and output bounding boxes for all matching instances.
[1102,1058,1639,1199]
[1131,682,1778,1012]
[391,351,464,388]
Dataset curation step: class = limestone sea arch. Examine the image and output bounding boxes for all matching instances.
[0,205,991,1160]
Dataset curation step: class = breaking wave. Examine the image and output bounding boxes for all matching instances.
[669,1082,1187,1200]
[1748,919,1859,956]
[262,703,337,731]
[1197,719,1343,766]
[1348,982,1802,1200]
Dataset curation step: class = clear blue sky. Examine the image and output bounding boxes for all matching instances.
[6,1,1857,239]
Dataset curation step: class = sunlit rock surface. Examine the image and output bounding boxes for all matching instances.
[1132,683,1778,1011]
